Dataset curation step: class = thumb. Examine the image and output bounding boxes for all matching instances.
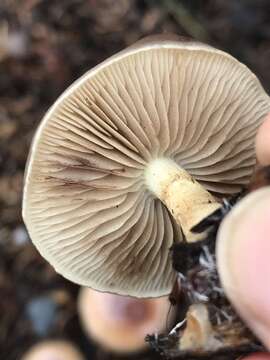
[216,187,270,350]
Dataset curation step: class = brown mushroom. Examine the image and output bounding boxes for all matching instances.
[78,287,176,353]
[22,34,270,297]
[21,340,85,360]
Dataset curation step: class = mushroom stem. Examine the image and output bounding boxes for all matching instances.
[179,303,222,351]
[145,158,221,242]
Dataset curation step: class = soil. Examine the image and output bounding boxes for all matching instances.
[0,1,269,359]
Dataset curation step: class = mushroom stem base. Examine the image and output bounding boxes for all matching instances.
[144,158,220,242]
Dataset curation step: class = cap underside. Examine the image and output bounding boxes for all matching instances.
[23,41,270,297]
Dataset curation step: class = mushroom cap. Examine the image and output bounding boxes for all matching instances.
[21,340,85,360]
[23,35,270,297]
[78,287,176,353]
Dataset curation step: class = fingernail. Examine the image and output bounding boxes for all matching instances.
[217,187,270,348]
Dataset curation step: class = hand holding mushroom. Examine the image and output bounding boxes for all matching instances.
[22,35,270,358]
[217,113,270,360]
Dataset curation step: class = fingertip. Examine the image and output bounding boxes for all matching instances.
[241,354,270,360]
[216,188,270,349]
[256,113,270,165]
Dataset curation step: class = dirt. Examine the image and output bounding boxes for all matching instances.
[0,1,269,359]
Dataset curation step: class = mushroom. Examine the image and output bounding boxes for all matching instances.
[21,340,85,360]
[78,287,176,353]
[22,34,270,297]
[172,303,253,354]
